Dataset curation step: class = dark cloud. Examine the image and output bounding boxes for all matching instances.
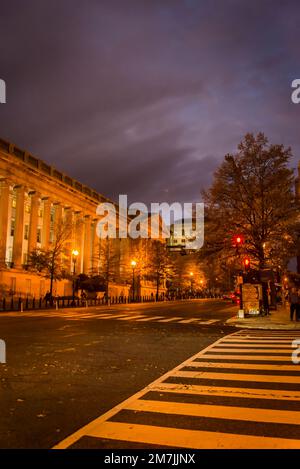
[0,0,300,205]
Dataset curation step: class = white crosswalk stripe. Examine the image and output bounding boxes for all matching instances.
[0,309,221,326]
[53,330,300,449]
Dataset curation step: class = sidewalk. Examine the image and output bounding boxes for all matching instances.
[227,304,300,330]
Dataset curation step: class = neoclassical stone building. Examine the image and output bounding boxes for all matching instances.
[0,138,164,299]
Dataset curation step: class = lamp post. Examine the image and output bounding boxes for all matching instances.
[189,272,194,296]
[72,249,79,305]
[131,260,137,302]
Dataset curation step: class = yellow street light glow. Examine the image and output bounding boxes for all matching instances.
[200,280,204,284]
[72,249,79,256]
[190,272,194,276]
[131,260,137,267]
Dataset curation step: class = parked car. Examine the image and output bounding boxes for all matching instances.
[223,292,240,304]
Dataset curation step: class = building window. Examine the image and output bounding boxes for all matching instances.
[10,219,15,237]
[12,198,16,208]
[37,228,41,243]
[24,224,29,240]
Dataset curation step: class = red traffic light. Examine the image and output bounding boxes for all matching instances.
[232,235,244,247]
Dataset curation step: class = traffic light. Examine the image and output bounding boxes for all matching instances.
[232,234,244,247]
[244,257,250,271]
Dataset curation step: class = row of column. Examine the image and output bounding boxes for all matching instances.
[0,180,100,275]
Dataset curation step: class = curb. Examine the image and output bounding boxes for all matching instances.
[226,315,300,330]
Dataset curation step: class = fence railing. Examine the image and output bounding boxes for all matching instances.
[0,292,223,312]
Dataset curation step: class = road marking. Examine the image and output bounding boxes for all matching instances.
[152,382,300,400]
[201,354,292,361]
[157,317,183,323]
[173,370,300,384]
[198,319,218,325]
[209,347,291,353]
[85,421,300,449]
[222,341,292,350]
[53,330,300,449]
[185,361,298,371]
[178,318,201,324]
[135,316,165,322]
[222,339,293,343]
[126,399,300,425]
[116,315,147,321]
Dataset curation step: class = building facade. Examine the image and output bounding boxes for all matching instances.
[0,138,165,299]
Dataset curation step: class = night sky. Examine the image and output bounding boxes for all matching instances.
[0,0,300,205]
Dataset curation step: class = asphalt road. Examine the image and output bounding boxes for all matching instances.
[0,299,236,448]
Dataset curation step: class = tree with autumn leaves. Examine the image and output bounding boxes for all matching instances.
[200,133,299,283]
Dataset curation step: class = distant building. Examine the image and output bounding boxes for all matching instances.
[167,218,196,253]
[0,138,165,299]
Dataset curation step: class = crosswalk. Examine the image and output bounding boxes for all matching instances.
[54,330,300,449]
[0,308,220,326]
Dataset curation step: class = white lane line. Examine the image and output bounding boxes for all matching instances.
[186,361,298,371]
[198,319,218,325]
[85,421,300,449]
[135,316,165,322]
[200,354,292,361]
[117,315,147,321]
[178,318,201,324]
[126,399,300,425]
[157,317,184,323]
[173,370,300,384]
[209,347,291,353]
[152,382,300,401]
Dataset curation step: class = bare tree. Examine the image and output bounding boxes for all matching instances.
[28,220,72,298]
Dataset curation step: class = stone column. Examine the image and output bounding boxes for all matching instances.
[83,215,92,274]
[54,203,63,227]
[75,212,84,274]
[53,203,63,264]
[64,207,73,272]
[42,198,51,250]
[91,219,100,274]
[28,191,40,253]
[12,185,25,268]
[0,179,10,266]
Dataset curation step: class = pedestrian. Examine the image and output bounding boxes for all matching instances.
[289,287,299,321]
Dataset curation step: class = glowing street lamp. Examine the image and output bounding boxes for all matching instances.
[131,260,137,301]
[72,249,79,305]
[189,272,194,294]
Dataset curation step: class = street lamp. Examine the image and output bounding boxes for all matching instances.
[72,249,79,305]
[131,260,137,302]
[189,272,194,295]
